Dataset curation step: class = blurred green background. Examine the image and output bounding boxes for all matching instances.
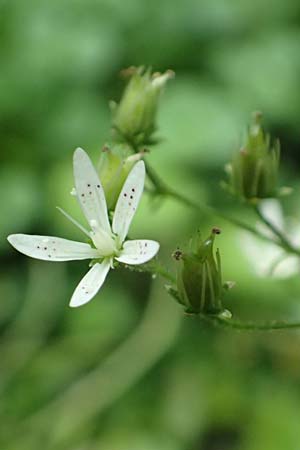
[1,1,300,449]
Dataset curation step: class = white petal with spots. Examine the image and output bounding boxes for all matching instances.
[112,160,145,243]
[73,148,111,234]
[69,260,111,307]
[7,149,160,309]
[7,234,99,261]
[116,239,160,265]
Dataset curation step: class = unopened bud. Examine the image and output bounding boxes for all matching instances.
[98,144,142,210]
[111,66,174,148]
[174,228,231,315]
[224,112,282,201]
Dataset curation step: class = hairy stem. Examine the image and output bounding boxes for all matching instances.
[165,281,300,332]
[214,316,300,331]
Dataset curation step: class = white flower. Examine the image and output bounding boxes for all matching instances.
[241,199,300,278]
[8,148,160,307]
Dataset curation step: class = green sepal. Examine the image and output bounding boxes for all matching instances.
[175,228,230,315]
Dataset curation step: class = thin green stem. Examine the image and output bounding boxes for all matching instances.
[145,162,168,195]
[123,259,176,284]
[145,161,300,257]
[166,286,300,331]
[146,161,205,210]
[197,307,300,331]
[116,132,208,212]
[254,204,300,256]
[115,121,297,254]
[215,316,300,331]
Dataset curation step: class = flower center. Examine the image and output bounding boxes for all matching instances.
[89,220,119,257]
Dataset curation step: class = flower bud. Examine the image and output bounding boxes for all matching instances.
[174,228,230,315]
[98,144,142,210]
[111,66,174,148]
[225,112,281,201]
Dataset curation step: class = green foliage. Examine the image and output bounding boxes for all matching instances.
[2,0,300,449]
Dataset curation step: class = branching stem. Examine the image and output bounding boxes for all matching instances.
[117,131,300,332]
[253,204,300,257]
[128,261,300,331]
[146,161,300,258]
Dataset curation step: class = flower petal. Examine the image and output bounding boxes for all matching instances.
[115,239,159,265]
[112,160,145,243]
[7,234,99,261]
[73,148,111,234]
[69,260,111,307]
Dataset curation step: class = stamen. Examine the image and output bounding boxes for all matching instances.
[56,207,90,238]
